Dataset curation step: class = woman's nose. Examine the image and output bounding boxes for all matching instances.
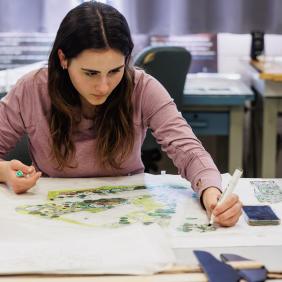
[95,77,110,94]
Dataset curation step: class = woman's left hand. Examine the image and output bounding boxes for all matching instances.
[201,187,242,227]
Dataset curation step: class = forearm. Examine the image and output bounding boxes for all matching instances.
[145,100,222,194]
[170,147,222,195]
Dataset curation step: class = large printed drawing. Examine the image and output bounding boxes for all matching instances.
[16,183,215,232]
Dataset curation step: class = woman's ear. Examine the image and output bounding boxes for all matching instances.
[58,49,68,69]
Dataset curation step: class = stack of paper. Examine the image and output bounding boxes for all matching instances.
[0,223,175,275]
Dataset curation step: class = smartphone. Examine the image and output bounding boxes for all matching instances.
[242,205,280,226]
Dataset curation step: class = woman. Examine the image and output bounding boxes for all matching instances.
[0,1,241,226]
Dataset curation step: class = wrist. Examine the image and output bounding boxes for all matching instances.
[201,187,222,211]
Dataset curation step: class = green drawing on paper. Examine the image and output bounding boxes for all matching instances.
[16,183,214,233]
[177,217,216,233]
[251,180,282,203]
[47,185,146,200]
[16,198,128,219]
[16,184,177,227]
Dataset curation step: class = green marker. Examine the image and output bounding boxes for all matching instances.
[16,170,24,177]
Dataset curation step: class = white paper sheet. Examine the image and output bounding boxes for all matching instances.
[0,223,175,275]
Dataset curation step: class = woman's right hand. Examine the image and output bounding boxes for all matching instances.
[2,160,42,194]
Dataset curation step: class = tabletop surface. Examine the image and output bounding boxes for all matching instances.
[0,174,282,280]
[184,73,253,96]
[250,59,282,81]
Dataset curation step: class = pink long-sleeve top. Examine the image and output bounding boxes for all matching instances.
[0,68,221,195]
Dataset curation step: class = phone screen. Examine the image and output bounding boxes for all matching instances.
[242,205,280,225]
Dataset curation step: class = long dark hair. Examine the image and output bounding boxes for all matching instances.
[48,1,135,170]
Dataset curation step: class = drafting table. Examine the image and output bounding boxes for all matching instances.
[183,73,253,173]
[0,176,281,281]
[251,59,282,177]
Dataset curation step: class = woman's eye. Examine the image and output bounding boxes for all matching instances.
[85,72,97,77]
[109,69,121,74]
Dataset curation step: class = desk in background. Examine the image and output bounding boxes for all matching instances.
[251,59,282,177]
[183,73,253,173]
[0,61,46,98]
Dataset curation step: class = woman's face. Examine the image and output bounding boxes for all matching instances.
[61,48,126,107]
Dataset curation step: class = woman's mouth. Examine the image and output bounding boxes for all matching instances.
[91,94,106,99]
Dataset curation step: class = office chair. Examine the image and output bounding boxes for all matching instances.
[134,46,192,173]
[4,134,32,165]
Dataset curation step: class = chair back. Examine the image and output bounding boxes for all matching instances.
[134,46,191,110]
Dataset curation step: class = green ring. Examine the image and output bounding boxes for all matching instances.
[16,170,24,177]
